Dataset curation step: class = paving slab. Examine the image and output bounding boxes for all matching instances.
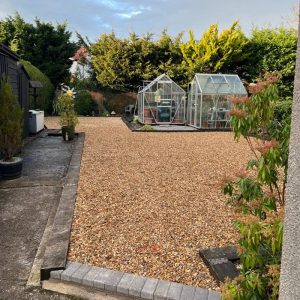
[0,134,75,299]
[200,246,239,284]
[41,134,85,280]
[210,262,239,283]
[200,246,239,262]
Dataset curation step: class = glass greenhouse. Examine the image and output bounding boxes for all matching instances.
[137,74,186,124]
[187,74,247,129]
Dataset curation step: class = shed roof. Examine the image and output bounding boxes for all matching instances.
[194,74,247,95]
[0,44,19,60]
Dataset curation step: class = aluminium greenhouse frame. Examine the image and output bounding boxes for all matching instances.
[187,74,247,129]
[137,74,186,125]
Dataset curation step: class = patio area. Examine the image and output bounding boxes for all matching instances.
[45,117,253,290]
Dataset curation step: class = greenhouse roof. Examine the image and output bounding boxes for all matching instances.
[194,74,247,95]
[139,74,185,93]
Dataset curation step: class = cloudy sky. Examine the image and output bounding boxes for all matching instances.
[0,0,298,41]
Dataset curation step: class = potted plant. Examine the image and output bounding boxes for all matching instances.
[0,76,23,180]
[54,92,79,141]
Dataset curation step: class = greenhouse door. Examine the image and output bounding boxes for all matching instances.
[189,84,198,127]
[157,103,171,123]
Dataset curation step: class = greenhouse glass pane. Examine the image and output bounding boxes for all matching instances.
[195,74,247,95]
[211,75,227,84]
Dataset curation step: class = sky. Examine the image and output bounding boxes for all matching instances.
[0,0,298,42]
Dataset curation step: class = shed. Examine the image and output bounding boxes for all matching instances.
[187,74,247,129]
[0,44,30,137]
[137,74,186,125]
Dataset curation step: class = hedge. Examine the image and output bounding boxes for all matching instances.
[21,60,54,113]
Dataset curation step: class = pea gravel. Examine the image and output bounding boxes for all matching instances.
[45,117,253,290]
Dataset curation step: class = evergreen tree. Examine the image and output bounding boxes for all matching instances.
[180,21,248,79]
[245,27,297,99]
[91,31,186,91]
[0,13,76,86]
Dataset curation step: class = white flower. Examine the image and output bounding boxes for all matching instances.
[60,83,77,98]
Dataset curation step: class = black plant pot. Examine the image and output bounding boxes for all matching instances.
[62,126,75,141]
[0,157,23,180]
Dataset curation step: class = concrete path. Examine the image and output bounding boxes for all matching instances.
[0,133,75,299]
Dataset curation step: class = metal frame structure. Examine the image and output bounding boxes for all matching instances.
[137,74,186,125]
[187,74,247,129]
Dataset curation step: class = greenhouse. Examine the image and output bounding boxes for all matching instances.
[137,74,186,125]
[187,74,247,129]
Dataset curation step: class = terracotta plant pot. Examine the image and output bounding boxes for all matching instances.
[0,157,23,180]
[144,117,154,124]
[144,108,151,118]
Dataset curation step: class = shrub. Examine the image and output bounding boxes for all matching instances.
[221,73,289,300]
[21,60,54,113]
[140,125,155,131]
[74,90,95,115]
[101,111,110,117]
[0,76,23,161]
[54,93,79,128]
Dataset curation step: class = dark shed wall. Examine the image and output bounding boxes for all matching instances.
[18,65,30,137]
[0,45,30,137]
[0,55,8,75]
[7,58,18,95]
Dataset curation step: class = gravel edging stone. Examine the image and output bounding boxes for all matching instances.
[50,261,221,300]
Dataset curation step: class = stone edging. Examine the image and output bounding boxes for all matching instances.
[48,261,221,300]
[41,133,85,280]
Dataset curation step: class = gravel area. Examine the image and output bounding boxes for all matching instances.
[45,117,253,290]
